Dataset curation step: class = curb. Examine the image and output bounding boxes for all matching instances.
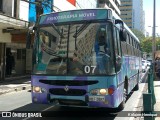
[0,84,31,95]
[128,71,149,120]
[0,75,31,83]
[128,83,147,120]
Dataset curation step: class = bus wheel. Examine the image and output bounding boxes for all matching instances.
[134,83,139,91]
[134,74,139,91]
[118,88,127,110]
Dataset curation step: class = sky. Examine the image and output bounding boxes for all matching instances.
[143,0,160,36]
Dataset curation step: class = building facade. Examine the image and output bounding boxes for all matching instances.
[0,0,29,80]
[53,0,97,12]
[76,0,97,9]
[120,0,145,33]
[1,0,99,80]
[120,0,133,28]
[98,0,121,16]
[132,0,145,33]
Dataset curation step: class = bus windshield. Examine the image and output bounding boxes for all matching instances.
[33,21,115,75]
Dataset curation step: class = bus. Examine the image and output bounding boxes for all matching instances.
[28,8,142,110]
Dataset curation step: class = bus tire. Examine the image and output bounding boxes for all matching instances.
[134,83,139,91]
[118,88,127,110]
[134,72,139,91]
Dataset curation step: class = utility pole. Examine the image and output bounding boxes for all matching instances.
[21,0,61,20]
[21,0,44,21]
[35,0,43,20]
[152,0,156,75]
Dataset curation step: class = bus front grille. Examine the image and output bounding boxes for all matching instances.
[39,80,98,86]
[49,88,86,96]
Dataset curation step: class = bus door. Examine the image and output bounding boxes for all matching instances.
[114,27,122,73]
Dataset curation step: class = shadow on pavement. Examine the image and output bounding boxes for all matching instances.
[8,103,118,120]
[154,85,160,87]
[0,78,31,85]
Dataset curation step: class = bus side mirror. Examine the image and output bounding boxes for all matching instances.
[115,19,126,41]
[120,29,126,41]
[29,26,37,31]
[26,26,36,49]
[33,26,37,31]
[115,19,123,25]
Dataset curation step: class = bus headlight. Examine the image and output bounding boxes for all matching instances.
[90,89,108,95]
[33,86,41,93]
[90,88,114,95]
[99,89,108,95]
[32,86,47,93]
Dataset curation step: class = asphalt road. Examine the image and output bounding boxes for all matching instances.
[0,71,148,120]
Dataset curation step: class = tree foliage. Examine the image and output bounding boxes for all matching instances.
[131,29,160,55]
[140,37,160,53]
[131,29,145,41]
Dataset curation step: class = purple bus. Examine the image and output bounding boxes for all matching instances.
[27,9,142,110]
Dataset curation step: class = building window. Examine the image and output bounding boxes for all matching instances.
[17,49,26,60]
[0,0,3,11]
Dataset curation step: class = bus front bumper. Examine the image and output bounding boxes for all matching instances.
[47,94,114,108]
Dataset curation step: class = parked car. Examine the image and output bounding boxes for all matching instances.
[142,59,148,67]
[142,60,147,73]
[142,63,146,73]
[146,61,151,66]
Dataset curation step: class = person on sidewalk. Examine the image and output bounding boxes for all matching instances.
[155,57,160,78]
[6,52,15,76]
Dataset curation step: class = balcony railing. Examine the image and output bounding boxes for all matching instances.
[0,13,29,28]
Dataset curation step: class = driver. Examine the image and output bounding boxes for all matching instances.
[95,26,111,74]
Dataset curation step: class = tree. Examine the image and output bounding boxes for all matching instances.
[131,29,145,41]
[141,37,160,53]
[140,37,152,53]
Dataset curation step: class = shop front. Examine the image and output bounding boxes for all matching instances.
[0,18,28,80]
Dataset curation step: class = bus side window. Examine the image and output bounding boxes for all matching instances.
[115,27,122,72]
[126,33,129,55]
[116,29,122,56]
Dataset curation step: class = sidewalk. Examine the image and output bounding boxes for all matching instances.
[154,80,160,120]
[0,75,31,95]
[133,80,160,120]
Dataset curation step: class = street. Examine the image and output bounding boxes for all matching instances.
[0,72,148,120]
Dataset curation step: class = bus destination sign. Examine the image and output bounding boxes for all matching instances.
[39,9,108,25]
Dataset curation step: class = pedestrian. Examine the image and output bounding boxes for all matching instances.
[95,26,111,74]
[6,52,15,76]
[155,57,160,78]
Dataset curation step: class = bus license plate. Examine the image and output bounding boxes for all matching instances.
[89,96,105,102]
